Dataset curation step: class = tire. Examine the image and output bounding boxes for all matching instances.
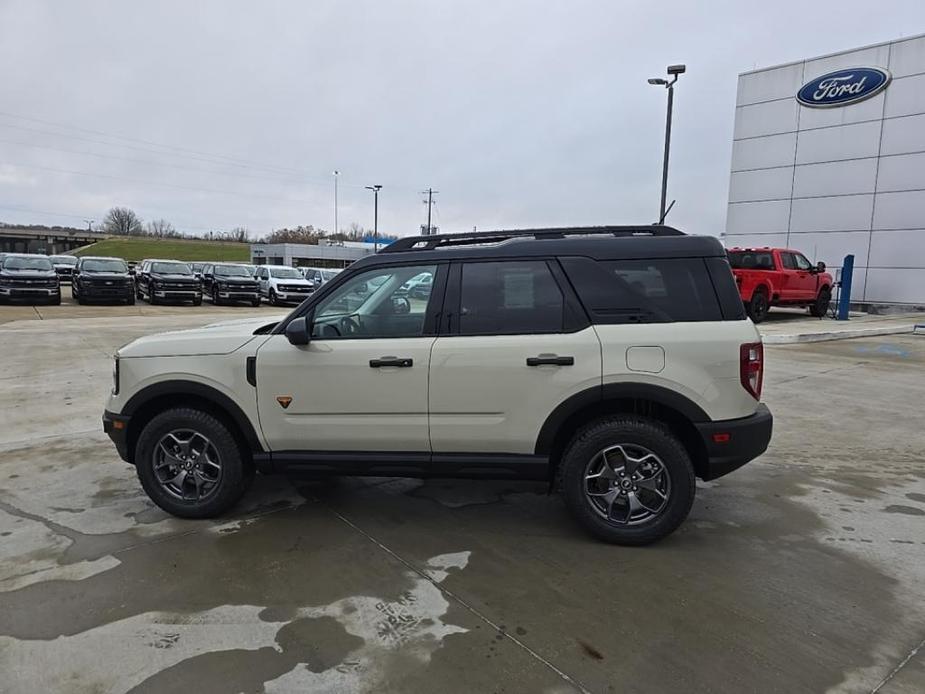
[136,286,143,301]
[50,294,61,306]
[134,407,252,518]
[77,295,87,305]
[560,415,695,545]
[251,298,261,307]
[193,297,202,306]
[746,288,769,323]
[810,287,831,318]
[127,294,136,306]
[212,287,221,306]
[269,289,278,306]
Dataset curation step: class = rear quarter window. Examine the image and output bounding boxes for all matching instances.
[560,257,723,323]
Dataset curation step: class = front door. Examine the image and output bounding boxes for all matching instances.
[429,260,602,456]
[255,263,443,452]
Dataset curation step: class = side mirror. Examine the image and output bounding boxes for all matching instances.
[816,261,826,273]
[285,316,311,345]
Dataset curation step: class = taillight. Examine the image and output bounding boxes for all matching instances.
[740,342,763,400]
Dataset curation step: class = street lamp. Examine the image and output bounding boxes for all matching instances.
[332,170,340,234]
[365,185,383,252]
[648,64,686,224]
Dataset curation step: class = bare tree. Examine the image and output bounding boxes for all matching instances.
[102,207,143,236]
[146,218,175,238]
[230,226,249,242]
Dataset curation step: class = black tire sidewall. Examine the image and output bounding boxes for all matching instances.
[749,289,768,323]
[811,288,831,317]
[135,407,250,518]
[561,416,695,545]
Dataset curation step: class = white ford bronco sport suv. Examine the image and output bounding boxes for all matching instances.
[104,226,772,545]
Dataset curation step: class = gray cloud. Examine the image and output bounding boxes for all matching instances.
[1,0,923,237]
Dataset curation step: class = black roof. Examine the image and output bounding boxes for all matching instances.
[354,225,725,268]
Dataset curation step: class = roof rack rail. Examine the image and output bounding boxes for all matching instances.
[380,224,684,253]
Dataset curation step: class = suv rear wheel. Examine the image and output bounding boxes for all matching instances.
[135,407,252,518]
[561,416,695,545]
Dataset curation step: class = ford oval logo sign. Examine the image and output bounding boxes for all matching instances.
[797,67,891,108]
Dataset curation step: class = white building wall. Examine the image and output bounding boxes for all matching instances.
[726,33,925,304]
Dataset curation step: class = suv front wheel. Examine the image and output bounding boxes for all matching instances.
[135,407,253,518]
[561,416,695,545]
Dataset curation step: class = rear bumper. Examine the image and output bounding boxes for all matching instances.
[695,403,773,480]
[102,410,132,463]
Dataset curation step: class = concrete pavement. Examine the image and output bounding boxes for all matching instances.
[0,310,924,692]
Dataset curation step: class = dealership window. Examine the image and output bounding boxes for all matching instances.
[561,257,722,323]
[459,261,564,335]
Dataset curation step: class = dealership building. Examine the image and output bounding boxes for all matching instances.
[726,33,925,305]
[249,239,377,268]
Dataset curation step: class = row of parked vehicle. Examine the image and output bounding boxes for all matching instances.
[0,252,342,307]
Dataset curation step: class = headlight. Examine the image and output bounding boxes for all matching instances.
[0,278,12,287]
[112,357,120,395]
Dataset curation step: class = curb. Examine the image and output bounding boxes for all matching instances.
[762,324,917,344]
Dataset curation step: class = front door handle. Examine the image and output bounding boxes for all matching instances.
[370,356,414,368]
[526,354,574,366]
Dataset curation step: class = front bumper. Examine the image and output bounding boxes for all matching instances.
[218,290,260,301]
[694,403,773,480]
[0,287,59,299]
[103,410,132,463]
[275,291,312,303]
[153,289,202,301]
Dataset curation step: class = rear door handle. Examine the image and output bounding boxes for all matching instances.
[526,355,574,366]
[370,356,414,368]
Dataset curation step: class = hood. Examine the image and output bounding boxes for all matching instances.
[2,268,56,278]
[151,272,198,281]
[214,276,259,284]
[204,315,286,329]
[81,272,130,280]
[272,276,312,285]
[118,319,276,358]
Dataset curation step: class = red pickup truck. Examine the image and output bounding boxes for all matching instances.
[727,247,833,323]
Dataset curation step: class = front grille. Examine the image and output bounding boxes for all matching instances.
[161,282,197,290]
[9,279,57,287]
[279,284,311,292]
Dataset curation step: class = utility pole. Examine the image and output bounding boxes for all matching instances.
[84,219,94,232]
[365,185,382,252]
[420,188,439,235]
[648,64,686,224]
[332,170,340,235]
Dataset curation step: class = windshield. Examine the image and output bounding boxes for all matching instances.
[3,256,53,271]
[50,255,78,266]
[214,265,250,277]
[189,263,204,271]
[83,259,128,273]
[727,251,775,270]
[269,267,302,279]
[242,265,257,276]
[151,262,193,275]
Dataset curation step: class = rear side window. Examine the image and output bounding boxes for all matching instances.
[561,257,722,323]
[459,260,564,335]
[727,251,775,270]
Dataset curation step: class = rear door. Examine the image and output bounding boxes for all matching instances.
[428,259,601,458]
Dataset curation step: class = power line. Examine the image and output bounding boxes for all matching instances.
[420,188,439,235]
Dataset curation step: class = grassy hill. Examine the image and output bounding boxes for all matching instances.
[74,237,250,262]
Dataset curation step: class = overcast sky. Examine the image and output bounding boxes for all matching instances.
[0,0,923,239]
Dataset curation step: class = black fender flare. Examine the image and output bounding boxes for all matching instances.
[122,380,264,453]
[534,382,710,455]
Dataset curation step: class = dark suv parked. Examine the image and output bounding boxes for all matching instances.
[0,254,61,305]
[72,256,135,305]
[136,259,202,305]
[201,263,261,306]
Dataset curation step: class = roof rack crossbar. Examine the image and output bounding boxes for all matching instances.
[380,225,684,253]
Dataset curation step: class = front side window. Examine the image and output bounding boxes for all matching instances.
[780,253,797,270]
[793,253,813,271]
[312,264,438,339]
[459,261,564,335]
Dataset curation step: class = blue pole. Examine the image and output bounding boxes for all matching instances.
[837,254,854,321]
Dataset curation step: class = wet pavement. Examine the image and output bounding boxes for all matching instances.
[0,308,923,693]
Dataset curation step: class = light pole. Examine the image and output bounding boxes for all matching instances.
[332,170,340,234]
[648,64,686,224]
[365,185,382,251]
